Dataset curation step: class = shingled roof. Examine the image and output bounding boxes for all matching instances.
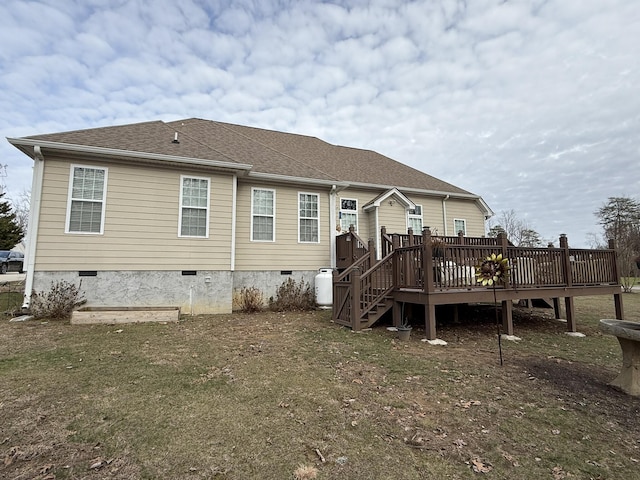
[13,117,473,196]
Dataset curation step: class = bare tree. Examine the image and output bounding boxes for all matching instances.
[487,209,544,247]
[10,189,30,234]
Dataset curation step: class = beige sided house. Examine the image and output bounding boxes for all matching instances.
[8,118,492,314]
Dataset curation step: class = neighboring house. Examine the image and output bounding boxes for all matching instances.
[8,118,492,313]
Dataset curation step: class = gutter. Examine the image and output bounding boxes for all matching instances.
[22,145,45,309]
[7,138,253,173]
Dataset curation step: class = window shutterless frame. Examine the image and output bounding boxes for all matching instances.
[298,191,320,243]
[251,187,276,242]
[65,164,108,234]
[454,218,467,236]
[339,197,358,232]
[178,175,210,238]
[408,204,423,232]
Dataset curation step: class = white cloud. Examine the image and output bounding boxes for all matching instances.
[1,0,639,245]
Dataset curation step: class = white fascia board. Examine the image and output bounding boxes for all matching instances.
[477,197,494,219]
[7,138,253,172]
[362,187,415,212]
[346,180,483,200]
[247,171,349,189]
[346,180,492,217]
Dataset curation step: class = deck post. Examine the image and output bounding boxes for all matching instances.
[425,303,436,340]
[423,228,437,340]
[560,234,572,287]
[347,225,356,264]
[423,228,434,294]
[368,238,376,266]
[458,230,465,245]
[552,298,562,319]
[351,266,361,331]
[501,300,514,336]
[393,300,402,327]
[565,297,576,332]
[392,234,400,284]
[498,232,510,289]
[608,239,624,320]
[332,269,339,321]
[408,227,414,246]
[380,226,386,257]
[559,234,576,331]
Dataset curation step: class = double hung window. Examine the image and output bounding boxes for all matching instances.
[454,218,467,236]
[339,198,358,232]
[179,176,210,238]
[252,188,275,241]
[66,165,108,234]
[299,192,319,243]
[408,205,423,233]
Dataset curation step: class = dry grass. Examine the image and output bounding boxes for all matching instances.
[1,293,640,479]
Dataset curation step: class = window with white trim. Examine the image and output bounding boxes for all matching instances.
[339,198,358,232]
[454,218,467,236]
[408,205,423,233]
[251,188,275,241]
[299,192,319,243]
[179,175,210,238]
[66,165,108,234]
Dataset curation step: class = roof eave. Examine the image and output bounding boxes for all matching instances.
[362,187,415,212]
[247,171,349,189]
[345,180,481,201]
[6,137,253,173]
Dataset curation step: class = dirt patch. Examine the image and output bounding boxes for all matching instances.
[2,394,141,479]
[517,355,640,433]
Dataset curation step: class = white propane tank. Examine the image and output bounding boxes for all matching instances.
[315,267,333,309]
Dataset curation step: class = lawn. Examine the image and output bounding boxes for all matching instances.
[2,293,640,479]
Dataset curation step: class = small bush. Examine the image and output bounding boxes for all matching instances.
[30,280,86,320]
[238,286,264,313]
[269,278,315,312]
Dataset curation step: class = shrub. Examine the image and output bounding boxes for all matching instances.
[269,278,315,312]
[238,286,264,313]
[30,280,86,320]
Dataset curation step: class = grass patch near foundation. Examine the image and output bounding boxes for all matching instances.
[2,294,640,479]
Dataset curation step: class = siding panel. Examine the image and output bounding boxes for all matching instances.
[234,182,330,270]
[35,156,234,271]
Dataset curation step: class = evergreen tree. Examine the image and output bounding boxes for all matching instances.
[0,192,24,250]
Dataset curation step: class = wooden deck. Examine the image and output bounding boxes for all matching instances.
[333,227,624,340]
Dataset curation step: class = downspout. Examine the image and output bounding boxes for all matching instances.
[442,195,450,235]
[375,207,380,260]
[329,185,337,268]
[230,174,237,271]
[22,145,45,309]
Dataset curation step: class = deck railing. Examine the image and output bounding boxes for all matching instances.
[334,228,620,328]
[384,233,619,291]
[381,226,503,257]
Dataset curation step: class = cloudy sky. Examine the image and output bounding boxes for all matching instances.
[1,0,638,246]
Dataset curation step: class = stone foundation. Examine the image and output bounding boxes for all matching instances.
[31,269,320,315]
